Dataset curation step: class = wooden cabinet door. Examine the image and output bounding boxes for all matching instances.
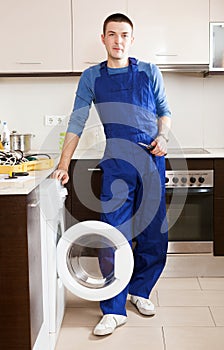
[0,189,43,349]
[128,0,209,64]
[0,0,72,73]
[67,159,102,226]
[214,159,224,256]
[72,0,128,71]
[0,195,31,349]
[210,0,224,21]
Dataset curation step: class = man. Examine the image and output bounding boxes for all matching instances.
[53,13,171,336]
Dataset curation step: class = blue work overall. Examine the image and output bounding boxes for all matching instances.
[94,58,168,316]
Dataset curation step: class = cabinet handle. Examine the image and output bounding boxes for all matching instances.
[84,61,100,65]
[15,62,43,65]
[28,200,40,208]
[87,168,101,172]
[155,54,178,57]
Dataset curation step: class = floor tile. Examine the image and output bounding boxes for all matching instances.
[158,290,224,307]
[126,302,215,327]
[62,304,215,328]
[66,289,158,307]
[65,289,158,307]
[66,289,100,308]
[210,306,224,326]
[55,326,164,350]
[63,293,157,327]
[162,255,224,278]
[198,277,224,290]
[164,327,224,350]
[58,278,224,350]
[62,307,100,326]
[154,277,201,290]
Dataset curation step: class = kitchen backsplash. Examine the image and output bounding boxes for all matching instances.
[0,73,224,152]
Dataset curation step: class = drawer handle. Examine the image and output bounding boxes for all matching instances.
[84,61,100,65]
[155,53,178,57]
[28,200,40,208]
[87,168,101,172]
[15,62,43,65]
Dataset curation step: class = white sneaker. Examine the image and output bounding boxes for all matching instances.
[130,295,155,316]
[93,314,127,336]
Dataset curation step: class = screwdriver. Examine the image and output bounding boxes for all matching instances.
[138,142,155,151]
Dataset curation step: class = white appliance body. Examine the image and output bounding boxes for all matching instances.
[39,179,67,350]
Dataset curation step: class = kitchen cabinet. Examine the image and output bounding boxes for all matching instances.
[0,187,45,349]
[72,0,128,71]
[209,22,224,71]
[210,0,224,21]
[128,0,209,65]
[65,159,102,228]
[0,0,72,73]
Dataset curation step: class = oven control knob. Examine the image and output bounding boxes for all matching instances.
[198,176,205,184]
[172,177,179,184]
[190,176,196,183]
[165,177,169,183]
[181,177,187,184]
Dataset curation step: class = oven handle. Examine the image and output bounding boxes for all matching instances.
[166,187,213,195]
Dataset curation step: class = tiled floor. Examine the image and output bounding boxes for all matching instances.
[55,277,224,350]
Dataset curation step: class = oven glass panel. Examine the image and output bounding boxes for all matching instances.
[166,191,213,241]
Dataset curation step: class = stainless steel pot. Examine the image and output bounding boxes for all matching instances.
[10,131,35,152]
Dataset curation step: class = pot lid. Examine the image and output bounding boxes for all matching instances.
[10,130,33,136]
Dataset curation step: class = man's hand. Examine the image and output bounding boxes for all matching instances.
[52,168,69,185]
[150,135,167,156]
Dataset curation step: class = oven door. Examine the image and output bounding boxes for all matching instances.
[166,187,213,253]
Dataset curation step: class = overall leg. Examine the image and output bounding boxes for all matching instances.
[99,159,136,316]
[129,156,168,298]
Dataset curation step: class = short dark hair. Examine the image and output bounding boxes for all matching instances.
[103,13,133,35]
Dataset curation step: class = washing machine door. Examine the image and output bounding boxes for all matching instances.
[57,220,134,301]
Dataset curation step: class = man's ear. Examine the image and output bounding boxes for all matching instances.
[131,36,135,45]
[101,34,105,45]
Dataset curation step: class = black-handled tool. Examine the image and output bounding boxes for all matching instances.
[4,171,29,180]
[12,172,29,176]
[138,142,155,151]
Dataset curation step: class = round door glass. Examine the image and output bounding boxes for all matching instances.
[66,233,116,289]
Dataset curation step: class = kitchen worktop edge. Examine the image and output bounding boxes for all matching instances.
[71,148,224,159]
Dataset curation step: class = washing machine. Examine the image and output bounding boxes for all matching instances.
[40,178,67,350]
[40,179,134,348]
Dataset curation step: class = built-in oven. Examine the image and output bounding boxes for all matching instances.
[165,169,214,253]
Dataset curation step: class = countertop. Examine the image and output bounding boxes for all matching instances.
[1,148,224,196]
[72,148,224,159]
[0,153,60,195]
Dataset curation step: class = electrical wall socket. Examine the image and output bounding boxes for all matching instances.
[45,115,66,126]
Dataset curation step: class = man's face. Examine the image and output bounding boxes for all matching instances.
[101,21,134,62]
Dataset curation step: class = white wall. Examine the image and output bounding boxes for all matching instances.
[163,73,224,149]
[0,73,224,152]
